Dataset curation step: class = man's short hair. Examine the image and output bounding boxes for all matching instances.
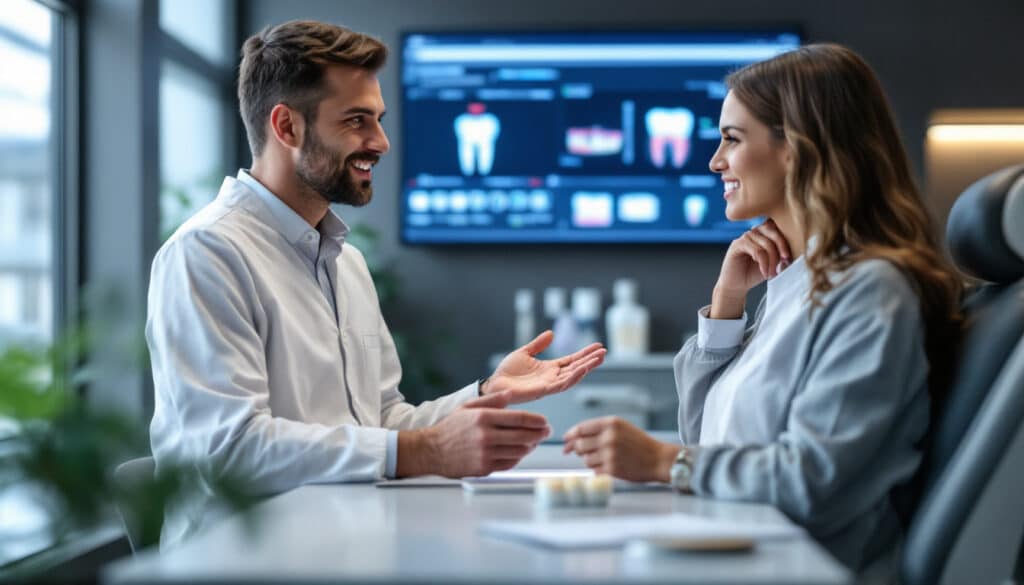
[238,20,388,157]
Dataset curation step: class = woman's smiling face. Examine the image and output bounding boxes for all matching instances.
[708,91,790,222]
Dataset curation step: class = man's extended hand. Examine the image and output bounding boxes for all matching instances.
[396,391,551,478]
[482,330,606,405]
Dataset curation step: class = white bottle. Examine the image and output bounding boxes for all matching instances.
[545,287,578,357]
[514,289,535,348]
[571,287,602,348]
[605,278,649,359]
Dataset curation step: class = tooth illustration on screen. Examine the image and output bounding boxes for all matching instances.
[571,191,614,228]
[449,190,469,213]
[529,190,551,212]
[489,190,509,213]
[469,190,488,212]
[430,190,449,213]
[684,194,708,227]
[644,107,695,168]
[408,190,430,213]
[566,126,624,156]
[618,192,660,223]
[454,103,501,176]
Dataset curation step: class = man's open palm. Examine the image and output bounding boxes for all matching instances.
[485,331,606,404]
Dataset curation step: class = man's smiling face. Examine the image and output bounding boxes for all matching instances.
[295,64,390,207]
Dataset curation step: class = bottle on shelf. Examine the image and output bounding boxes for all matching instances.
[571,287,602,349]
[605,278,649,359]
[514,289,535,349]
[545,287,578,357]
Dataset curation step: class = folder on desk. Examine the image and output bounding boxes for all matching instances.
[480,513,805,550]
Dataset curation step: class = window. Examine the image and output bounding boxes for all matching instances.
[158,0,237,240]
[159,61,230,239]
[0,0,78,567]
[0,0,60,350]
[159,0,232,67]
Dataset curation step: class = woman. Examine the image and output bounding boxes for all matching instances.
[563,44,963,570]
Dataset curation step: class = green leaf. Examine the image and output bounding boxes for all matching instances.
[0,347,68,420]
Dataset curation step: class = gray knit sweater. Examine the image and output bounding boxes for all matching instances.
[675,256,930,570]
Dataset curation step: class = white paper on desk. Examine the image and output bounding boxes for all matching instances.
[480,513,804,549]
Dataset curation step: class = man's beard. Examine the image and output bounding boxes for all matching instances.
[295,131,375,207]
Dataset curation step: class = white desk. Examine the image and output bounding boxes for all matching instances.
[103,447,852,585]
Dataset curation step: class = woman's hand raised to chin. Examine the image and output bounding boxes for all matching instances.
[711,219,792,319]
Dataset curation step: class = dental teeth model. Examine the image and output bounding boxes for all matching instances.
[535,475,613,509]
[454,102,501,176]
[644,107,695,169]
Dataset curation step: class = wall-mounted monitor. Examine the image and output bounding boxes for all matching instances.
[400,30,801,244]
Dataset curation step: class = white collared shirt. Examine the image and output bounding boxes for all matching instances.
[147,171,478,546]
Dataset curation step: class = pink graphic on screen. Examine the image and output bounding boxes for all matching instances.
[645,107,695,168]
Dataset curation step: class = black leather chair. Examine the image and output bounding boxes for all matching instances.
[900,164,1024,585]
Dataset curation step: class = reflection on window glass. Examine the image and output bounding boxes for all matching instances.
[160,59,227,240]
[159,0,230,66]
[0,0,54,349]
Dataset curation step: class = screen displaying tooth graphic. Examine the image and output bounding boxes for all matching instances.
[645,107,695,168]
[683,194,708,227]
[454,103,501,176]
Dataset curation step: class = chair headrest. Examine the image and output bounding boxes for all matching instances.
[946,164,1024,284]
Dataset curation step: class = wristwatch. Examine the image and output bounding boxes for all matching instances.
[669,445,697,494]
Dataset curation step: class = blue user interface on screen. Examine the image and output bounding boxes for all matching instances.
[400,31,800,244]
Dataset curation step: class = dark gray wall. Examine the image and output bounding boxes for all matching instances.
[244,0,1024,400]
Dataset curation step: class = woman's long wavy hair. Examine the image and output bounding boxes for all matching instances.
[726,43,964,399]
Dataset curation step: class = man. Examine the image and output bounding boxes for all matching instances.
[146,20,605,546]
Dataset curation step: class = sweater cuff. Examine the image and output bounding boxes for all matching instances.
[697,305,747,350]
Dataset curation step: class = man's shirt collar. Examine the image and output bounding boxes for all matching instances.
[235,169,349,258]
